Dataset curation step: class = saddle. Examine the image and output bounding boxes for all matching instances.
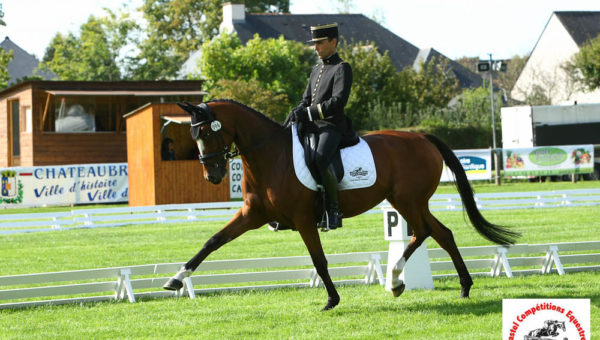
[296,121,359,186]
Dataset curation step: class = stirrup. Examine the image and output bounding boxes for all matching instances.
[268,221,296,232]
[319,210,342,232]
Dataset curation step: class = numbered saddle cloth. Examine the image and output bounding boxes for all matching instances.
[292,124,377,191]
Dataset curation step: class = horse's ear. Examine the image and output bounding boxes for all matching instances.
[177,102,196,116]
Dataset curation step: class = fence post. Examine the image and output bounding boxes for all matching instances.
[542,245,565,275]
[491,247,513,278]
[365,254,385,285]
[116,269,136,303]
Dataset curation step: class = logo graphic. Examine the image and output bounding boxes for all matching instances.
[503,299,589,340]
[458,156,487,174]
[1,170,24,204]
[528,147,568,166]
[524,320,566,340]
[349,167,368,179]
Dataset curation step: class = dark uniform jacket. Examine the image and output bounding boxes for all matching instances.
[294,52,356,146]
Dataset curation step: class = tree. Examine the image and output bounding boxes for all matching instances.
[210,79,290,121]
[41,11,136,81]
[198,32,316,108]
[0,3,10,88]
[402,57,460,110]
[337,41,401,130]
[566,34,600,92]
[0,3,5,26]
[244,0,289,13]
[456,55,528,104]
[0,49,12,89]
[130,0,290,80]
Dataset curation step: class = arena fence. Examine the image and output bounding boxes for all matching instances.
[1,241,598,309]
[2,188,600,235]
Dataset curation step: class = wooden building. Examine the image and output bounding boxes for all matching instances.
[0,80,205,167]
[124,103,230,206]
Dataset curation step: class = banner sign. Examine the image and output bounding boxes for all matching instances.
[441,149,492,182]
[503,145,594,177]
[229,158,243,199]
[1,163,128,208]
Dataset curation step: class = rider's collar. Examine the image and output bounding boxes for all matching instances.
[322,52,341,65]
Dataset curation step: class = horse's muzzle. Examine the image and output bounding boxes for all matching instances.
[206,175,223,184]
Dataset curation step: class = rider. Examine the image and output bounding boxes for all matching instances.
[287,23,356,230]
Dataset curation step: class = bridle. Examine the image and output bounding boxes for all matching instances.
[178,102,278,169]
[179,102,236,170]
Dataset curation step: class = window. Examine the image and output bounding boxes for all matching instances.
[44,96,120,132]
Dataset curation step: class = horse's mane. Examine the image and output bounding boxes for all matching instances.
[208,99,285,129]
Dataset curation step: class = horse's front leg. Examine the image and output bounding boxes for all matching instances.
[297,227,340,311]
[163,208,265,291]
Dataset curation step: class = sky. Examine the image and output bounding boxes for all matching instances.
[2,0,600,61]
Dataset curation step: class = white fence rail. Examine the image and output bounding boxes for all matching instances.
[1,241,598,309]
[2,189,600,235]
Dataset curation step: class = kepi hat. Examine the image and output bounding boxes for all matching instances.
[308,23,338,43]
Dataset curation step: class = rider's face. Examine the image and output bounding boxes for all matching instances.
[313,38,337,59]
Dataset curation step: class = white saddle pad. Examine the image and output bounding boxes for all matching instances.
[292,124,377,191]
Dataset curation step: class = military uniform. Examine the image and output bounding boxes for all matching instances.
[287,23,355,230]
[294,52,355,146]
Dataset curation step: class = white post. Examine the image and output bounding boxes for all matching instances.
[383,207,434,292]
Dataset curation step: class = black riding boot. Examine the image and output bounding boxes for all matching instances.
[318,164,342,230]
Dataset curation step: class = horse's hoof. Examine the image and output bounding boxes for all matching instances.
[163,277,183,291]
[391,282,405,297]
[321,296,340,311]
[460,284,472,298]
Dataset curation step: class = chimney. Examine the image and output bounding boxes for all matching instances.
[220,2,246,33]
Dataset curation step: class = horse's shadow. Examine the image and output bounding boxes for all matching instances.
[340,278,600,316]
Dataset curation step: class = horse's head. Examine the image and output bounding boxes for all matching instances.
[177,102,234,184]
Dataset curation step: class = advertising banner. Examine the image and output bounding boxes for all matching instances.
[503,145,594,177]
[440,149,492,182]
[1,163,128,208]
[229,158,243,199]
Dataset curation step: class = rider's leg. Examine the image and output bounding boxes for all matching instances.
[314,127,342,230]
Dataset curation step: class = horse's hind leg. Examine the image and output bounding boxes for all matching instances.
[384,203,431,297]
[427,214,473,298]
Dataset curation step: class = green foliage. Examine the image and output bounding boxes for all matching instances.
[418,87,502,149]
[566,33,600,91]
[0,3,5,26]
[243,0,290,12]
[0,48,12,89]
[198,32,316,109]
[41,12,136,81]
[339,41,459,131]
[403,57,461,110]
[455,55,528,103]
[129,0,222,80]
[209,79,290,122]
[338,41,401,130]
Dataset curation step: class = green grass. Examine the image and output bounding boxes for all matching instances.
[0,181,599,339]
[0,274,598,339]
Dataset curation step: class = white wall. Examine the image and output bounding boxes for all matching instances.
[512,14,600,104]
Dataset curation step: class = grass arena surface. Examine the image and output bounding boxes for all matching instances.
[1,181,599,339]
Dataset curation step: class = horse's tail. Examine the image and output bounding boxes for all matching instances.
[425,134,520,245]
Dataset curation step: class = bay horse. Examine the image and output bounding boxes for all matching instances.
[164,99,519,311]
